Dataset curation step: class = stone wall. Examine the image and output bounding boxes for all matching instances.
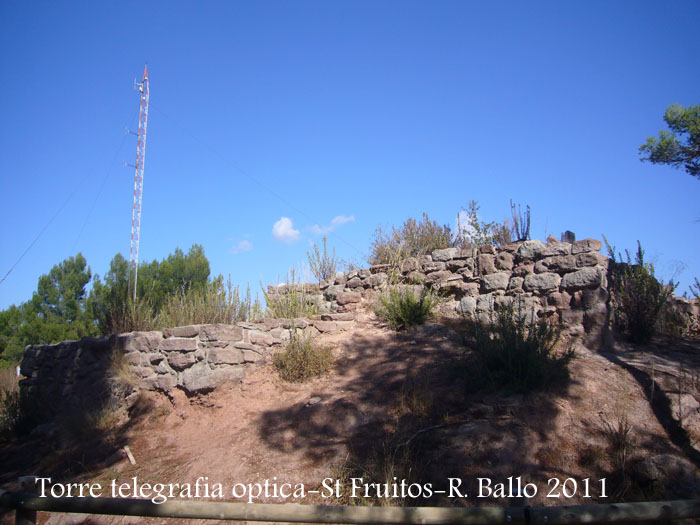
[20,236,699,422]
[270,238,611,344]
[19,316,354,417]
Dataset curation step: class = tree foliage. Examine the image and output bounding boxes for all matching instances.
[0,254,98,367]
[89,244,211,334]
[639,103,700,178]
[0,245,216,367]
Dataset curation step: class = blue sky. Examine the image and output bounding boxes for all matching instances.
[1,1,699,310]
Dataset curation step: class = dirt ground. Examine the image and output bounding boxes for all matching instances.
[2,312,700,524]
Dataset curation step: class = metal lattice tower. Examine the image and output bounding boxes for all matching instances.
[129,65,150,301]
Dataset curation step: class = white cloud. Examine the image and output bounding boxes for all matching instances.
[272,217,300,243]
[230,239,253,254]
[311,214,355,235]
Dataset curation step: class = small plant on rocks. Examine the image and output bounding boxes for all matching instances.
[374,286,440,331]
[604,237,674,344]
[307,236,338,282]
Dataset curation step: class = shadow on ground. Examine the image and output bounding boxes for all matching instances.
[257,321,574,506]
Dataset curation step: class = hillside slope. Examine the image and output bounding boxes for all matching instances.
[2,311,700,524]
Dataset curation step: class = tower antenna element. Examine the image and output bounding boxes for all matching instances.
[128,65,150,301]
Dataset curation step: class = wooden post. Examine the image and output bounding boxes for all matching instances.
[528,499,700,524]
[15,477,38,525]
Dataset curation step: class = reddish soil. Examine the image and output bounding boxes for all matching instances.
[2,312,700,524]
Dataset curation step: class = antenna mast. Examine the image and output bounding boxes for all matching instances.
[129,65,150,301]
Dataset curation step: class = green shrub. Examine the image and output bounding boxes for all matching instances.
[369,213,452,265]
[307,236,338,282]
[462,300,573,393]
[374,286,440,331]
[690,277,700,300]
[274,330,333,382]
[604,238,674,344]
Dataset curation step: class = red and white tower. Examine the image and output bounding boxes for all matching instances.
[129,65,150,300]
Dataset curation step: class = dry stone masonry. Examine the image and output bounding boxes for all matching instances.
[20,237,699,420]
[19,315,354,416]
[272,237,611,345]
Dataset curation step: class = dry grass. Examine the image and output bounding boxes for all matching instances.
[273,330,333,382]
[0,366,19,394]
[264,269,320,319]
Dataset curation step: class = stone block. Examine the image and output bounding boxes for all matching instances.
[209,348,244,365]
[200,324,244,343]
[125,333,162,352]
[422,261,446,273]
[432,247,459,261]
[168,352,197,370]
[457,261,475,278]
[233,341,257,350]
[313,320,337,333]
[425,270,452,284]
[243,349,263,363]
[406,271,425,283]
[250,331,275,346]
[336,291,361,305]
[458,296,477,317]
[155,360,174,375]
[181,363,244,394]
[262,319,282,331]
[481,272,510,292]
[163,325,201,338]
[517,240,547,261]
[145,352,164,364]
[534,255,577,274]
[542,243,571,257]
[324,284,344,300]
[124,352,144,366]
[571,238,602,254]
[321,312,355,321]
[523,273,561,293]
[478,254,497,275]
[346,277,363,289]
[512,263,534,277]
[507,276,524,293]
[157,374,177,392]
[546,291,572,308]
[158,338,198,352]
[495,252,514,271]
[575,252,599,267]
[400,258,419,273]
[370,264,391,274]
[370,273,388,287]
[561,267,603,292]
[446,259,467,271]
